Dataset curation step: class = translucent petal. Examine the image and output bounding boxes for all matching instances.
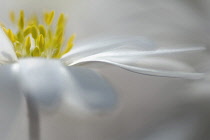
[65,46,204,79]
[19,58,65,112]
[115,57,195,72]
[0,27,17,64]
[62,36,157,64]
[63,66,117,114]
[18,58,117,113]
[0,63,22,139]
[68,57,203,79]
[87,46,205,58]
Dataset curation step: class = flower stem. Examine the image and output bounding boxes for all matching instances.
[25,95,40,140]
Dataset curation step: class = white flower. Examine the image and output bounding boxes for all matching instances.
[0,10,205,110]
[0,10,205,78]
[0,10,206,140]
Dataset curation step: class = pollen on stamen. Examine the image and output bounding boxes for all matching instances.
[2,10,75,58]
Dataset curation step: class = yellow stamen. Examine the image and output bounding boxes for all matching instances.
[7,29,16,42]
[18,10,24,30]
[9,11,16,23]
[38,25,46,37]
[31,25,38,39]
[32,47,40,57]
[24,36,31,54]
[3,28,16,42]
[63,34,75,55]
[57,13,65,26]
[2,10,75,58]
[16,51,22,57]
[44,11,55,25]
[16,31,24,42]
[52,48,60,57]
[37,34,45,51]
[23,26,31,36]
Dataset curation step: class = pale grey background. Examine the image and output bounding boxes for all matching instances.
[0,0,209,140]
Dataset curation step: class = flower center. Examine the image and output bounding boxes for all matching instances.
[2,10,75,58]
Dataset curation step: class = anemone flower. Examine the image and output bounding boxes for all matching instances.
[0,10,205,140]
[0,11,205,78]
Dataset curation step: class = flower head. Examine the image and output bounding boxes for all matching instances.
[0,10,205,80]
[0,10,207,140]
[2,10,75,58]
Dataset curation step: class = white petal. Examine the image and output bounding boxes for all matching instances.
[0,63,22,139]
[19,58,65,112]
[19,58,117,114]
[63,66,117,114]
[90,46,205,58]
[69,58,203,79]
[62,44,204,66]
[0,27,17,64]
[65,46,204,79]
[62,36,156,64]
[119,57,195,72]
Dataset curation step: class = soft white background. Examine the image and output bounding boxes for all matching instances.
[0,0,210,140]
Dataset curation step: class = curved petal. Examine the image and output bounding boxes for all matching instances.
[123,57,195,72]
[61,36,157,64]
[63,66,118,114]
[19,58,65,113]
[0,63,23,139]
[62,43,204,67]
[68,58,203,79]
[64,46,204,79]
[18,58,117,114]
[0,27,17,64]
[86,46,205,59]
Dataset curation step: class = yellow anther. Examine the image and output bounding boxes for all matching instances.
[37,34,45,51]
[2,28,12,41]
[4,10,75,58]
[18,10,24,30]
[48,29,53,40]
[14,41,21,51]
[57,13,65,26]
[63,34,75,54]
[44,12,49,24]
[16,31,24,42]
[9,11,15,23]
[7,29,16,42]
[56,13,65,36]
[55,30,63,44]
[38,25,46,37]
[31,25,38,39]
[16,51,22,58]
[32,47,40,57]
[45,11,55,25]
[52,48,60,57]
[23,26,31,36]
[48,11,55,25]
[25,36,31,54]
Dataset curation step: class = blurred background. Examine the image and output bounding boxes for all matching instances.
[0,0,210,140]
